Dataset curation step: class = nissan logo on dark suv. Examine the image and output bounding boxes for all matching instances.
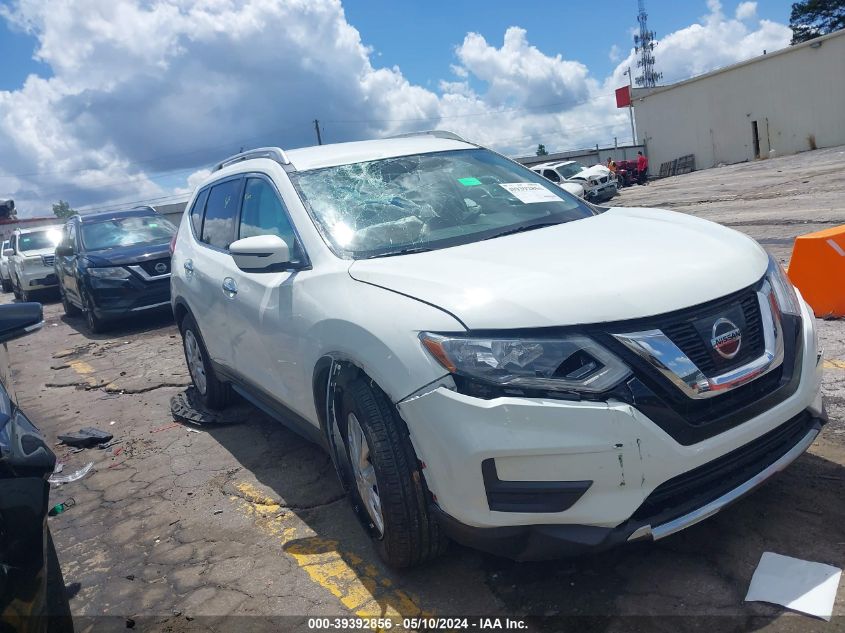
[711,318,742,359]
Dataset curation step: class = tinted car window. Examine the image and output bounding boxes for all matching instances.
[80,216,176,251]
[239,178,298,254]
[202,180,241,249]
[190,188,209,238]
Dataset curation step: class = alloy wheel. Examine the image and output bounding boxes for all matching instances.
[184,329,207,395]
[346,412,384,535]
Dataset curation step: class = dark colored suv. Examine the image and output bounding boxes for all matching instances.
[55,208,177,332]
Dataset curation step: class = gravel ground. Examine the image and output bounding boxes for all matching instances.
[6,145,845,632]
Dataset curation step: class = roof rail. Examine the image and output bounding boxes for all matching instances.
[213,147,291,172]
[388,130,469,143]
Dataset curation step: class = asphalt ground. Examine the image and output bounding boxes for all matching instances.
[6,145,845,632]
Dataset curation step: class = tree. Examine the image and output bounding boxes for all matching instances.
[790,0,845,44]
[536,144,548,156]
[52,200,75,219]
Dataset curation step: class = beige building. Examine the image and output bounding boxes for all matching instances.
[632,29,845,173]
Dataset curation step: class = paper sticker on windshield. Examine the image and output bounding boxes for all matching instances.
[498,182,562,203]
[458,177,482,186]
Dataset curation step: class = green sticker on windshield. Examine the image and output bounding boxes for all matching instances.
[149,223,158,227]
[458,177,482,186]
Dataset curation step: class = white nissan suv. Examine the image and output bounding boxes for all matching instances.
[171,132,825,567]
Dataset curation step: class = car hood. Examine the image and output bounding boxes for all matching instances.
[83,242,170,267]
[19,247,57,257]
[348,207,769,330]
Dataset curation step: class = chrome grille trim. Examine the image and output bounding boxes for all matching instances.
[613,281,784,399]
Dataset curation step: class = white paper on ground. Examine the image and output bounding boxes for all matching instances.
[498,182,562,204]
[745,552,842,620]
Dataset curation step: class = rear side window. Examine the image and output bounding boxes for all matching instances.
[201,179,241,249]
[189,188,209,238]
[239,178,298,253]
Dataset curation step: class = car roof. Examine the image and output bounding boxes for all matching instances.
[76,207,157,223]
[16,224,64,234]
[284,136,476,172]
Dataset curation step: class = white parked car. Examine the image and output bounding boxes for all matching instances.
[172,133,824,567]
[533,160,617,202]
[0,240,12,292]
[7,226,63,301]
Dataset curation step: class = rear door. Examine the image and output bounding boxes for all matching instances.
[226,174,310,414]
[186,177,243,367]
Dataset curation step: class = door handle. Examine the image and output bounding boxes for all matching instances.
[183,259,194,274]
[222,277,237,297]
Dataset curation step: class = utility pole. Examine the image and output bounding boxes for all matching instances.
[623,66,637,145]
[313,119,323,145]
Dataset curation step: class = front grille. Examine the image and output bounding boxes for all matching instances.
[137,258,170,276]
[41,254,55,267]
[662,289,764,375]
[599,279,803,445]
[632,411,816,522]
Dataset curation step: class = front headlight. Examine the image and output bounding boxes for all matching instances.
[88,266,131,279]
[420,333,631,394]
[766,254,801,316]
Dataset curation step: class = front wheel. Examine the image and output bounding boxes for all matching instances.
[60,286,81,316]
[12,276,21,300]
[0,278,10,293]
[339,375,447,568]
[82,292,105,333]
[180,314,230,410]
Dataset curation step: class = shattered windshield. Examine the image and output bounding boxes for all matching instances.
[291,149,595,258]
[555,163,587,179]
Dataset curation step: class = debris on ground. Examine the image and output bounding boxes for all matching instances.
[170,387,250,426]
[745,552,842,620]
[48,461,94,484]
[48,498,76,517]
[57,427,114,448]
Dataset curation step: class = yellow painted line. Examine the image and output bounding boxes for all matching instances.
[232,482,429,625]
[66,359,106,389]
[68,360,95,374]
[823,359,845,370]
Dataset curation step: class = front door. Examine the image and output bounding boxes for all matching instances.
[227,175,310,418]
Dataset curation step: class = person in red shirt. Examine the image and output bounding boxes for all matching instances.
[636,151,649,185]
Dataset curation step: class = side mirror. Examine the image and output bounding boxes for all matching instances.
[55,244,74,257]
[229,235,293,272]
[0,303,43,344]
[2,249,13,257]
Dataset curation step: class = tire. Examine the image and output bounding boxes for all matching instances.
[60,286,81,317]
[12,276,21,300]
[339,374,448,568]
[82,292,105,333]
[20,286,30,302]
[1,278,9,293]
[179,313,230,410]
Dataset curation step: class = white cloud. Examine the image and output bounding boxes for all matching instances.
[0,0,794,215]
[736,1,758,21]
[608,0,790,86]
[609,44,622,63]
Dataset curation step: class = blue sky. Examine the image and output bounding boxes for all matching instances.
[346,0,795,87]
[1,1,795,92]
[0,0,798,215]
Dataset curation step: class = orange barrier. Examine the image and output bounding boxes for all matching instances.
[787,224,845,318]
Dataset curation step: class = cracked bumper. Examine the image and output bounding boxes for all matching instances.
[397,304,823,554]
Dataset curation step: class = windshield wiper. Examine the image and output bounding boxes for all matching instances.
[366,246,434,259]
[483,221,562,241]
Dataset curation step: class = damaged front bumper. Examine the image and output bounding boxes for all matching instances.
[396,304,824,560]
[429,407,825,561]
